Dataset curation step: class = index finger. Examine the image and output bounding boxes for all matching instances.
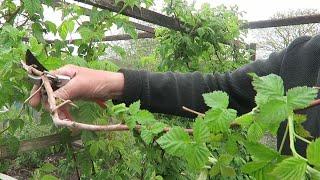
[50,64,78,78]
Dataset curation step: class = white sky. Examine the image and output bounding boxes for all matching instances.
[42,0,320,58]
[191,0,320,21]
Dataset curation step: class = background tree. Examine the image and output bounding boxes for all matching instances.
[256,9,320,56]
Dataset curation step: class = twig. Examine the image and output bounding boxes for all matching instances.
[56,97,78,109]
[279,123,288,153]
[182,106,205,117]
[52,99,75,112]
[24,82,44,104]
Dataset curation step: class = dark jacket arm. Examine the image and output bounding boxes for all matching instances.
[115,50,285,117]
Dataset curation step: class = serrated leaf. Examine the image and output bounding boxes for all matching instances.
[141,122,166,144]
[44,21,57,34]
[287,86,317,110]
[129,101,140,115]
[245,141,279,161]
[219,154,233,165]
[141,128,154,144]
[271,157,307,180]
[23,0,43,17]
[307,139,320,167]
[126,116,137,130]
[135,110,156,125]
[58,20,75,40]
[220,165,236,177]
[257,99,288,133]
[241,161,269,174]
[193,118,210,143]
[247,123,263,142]
[157,127,191,157]
[204,108,237,133]
[251,73,284,105]
[232,112,254,128]
[202,91,229,109]
[185,143,210,169]
[111,103,128,115]
[40,163,57,173]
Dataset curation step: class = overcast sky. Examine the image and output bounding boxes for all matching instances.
[191,0,320,21]
[43,0,320,58]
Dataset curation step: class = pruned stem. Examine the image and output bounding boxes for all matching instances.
[24,82,44,104]
[182,106,205,117]
[22,62,193,134]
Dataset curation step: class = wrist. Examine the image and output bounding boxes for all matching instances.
[108,72,124,99]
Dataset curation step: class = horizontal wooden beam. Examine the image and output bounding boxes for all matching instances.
[244,14,320,29]
[53,0,155,34]
[0,133,80,159]
[75,0,184,31]
[75,0,320,31]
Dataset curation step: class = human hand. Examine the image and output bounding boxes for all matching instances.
[28,64,124,107]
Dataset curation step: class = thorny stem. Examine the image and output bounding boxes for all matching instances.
[278,123,288,153]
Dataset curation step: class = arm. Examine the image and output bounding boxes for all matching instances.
[115,50,285,117]
[28,50,285,119]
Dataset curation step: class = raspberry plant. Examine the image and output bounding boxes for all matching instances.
[1,0,320,179]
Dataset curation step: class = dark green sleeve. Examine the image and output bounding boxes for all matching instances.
[115,50,285,117]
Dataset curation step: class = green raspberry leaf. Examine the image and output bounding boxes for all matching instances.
[250,73,284,105]
[141,128,154,144]
[129,101,140,115]
[241,161,269,174]
[307,139,320,167]
[23,0,43,17]
[271,157,307,180]
[157,127,191,157]
[232,112,254,128]
[202,91,229,109]
[44,21,57,34]
[58,20,75,40]
[193,118,210,143]
[247,122,263,142]
[141,122,166,144]
[204,108,237,133]
[245,141,280,161]
[257,98,288,134]
[287,86,317,110]
[135,110,156,125]
[185,143,210,170]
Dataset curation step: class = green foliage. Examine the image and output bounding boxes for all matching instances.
[271,157,307,180]
[2,0,320,179]
[156,1,249,72]
[307,139,320,168]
